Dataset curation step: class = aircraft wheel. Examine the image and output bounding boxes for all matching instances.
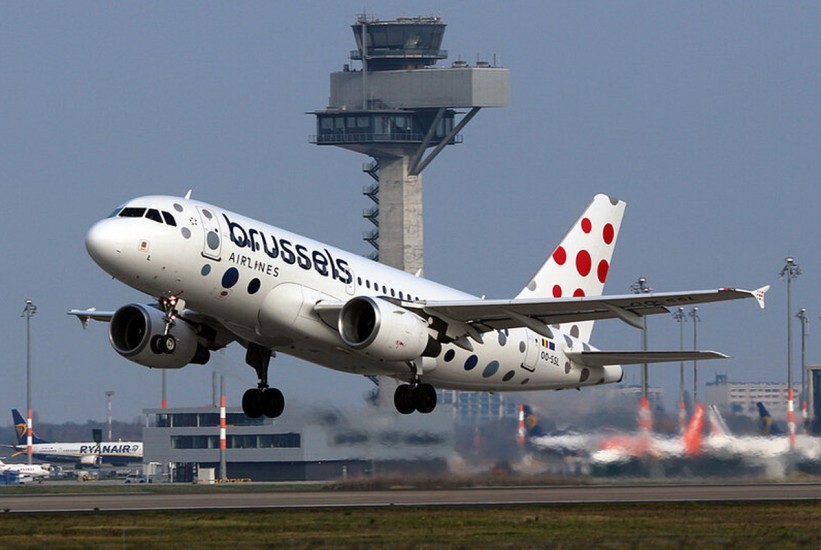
[160,334,176,353]
[242,388,263,418]
[393,384,415,415]
[150,335,165,354]
[413,384,437,414]
[261,388,285,418]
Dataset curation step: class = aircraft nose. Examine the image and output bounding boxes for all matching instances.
[85,219,124,270]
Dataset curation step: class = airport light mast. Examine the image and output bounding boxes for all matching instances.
[689,307,701,403]
[311,15,509,274]
[779,256,800,450]
[21,299,37,465]
[105,390,114,441]
[672,307,687,433]
[796,307,808,434]
[630,276,652,435]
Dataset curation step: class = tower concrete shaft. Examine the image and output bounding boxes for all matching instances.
[377,155,423,274]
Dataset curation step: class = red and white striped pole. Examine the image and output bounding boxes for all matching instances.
[787,388,796,450]
[26,408,33,463]
[219,377,227,481]
[219,395,227,452]
[639,395,652,437]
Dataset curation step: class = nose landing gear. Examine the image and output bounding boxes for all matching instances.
[150,296,184,354]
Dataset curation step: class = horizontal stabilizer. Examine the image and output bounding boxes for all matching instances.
[566,350,729,367]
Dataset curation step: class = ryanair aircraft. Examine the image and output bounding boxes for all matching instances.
[10,410,142,467]
[70,193,767,418]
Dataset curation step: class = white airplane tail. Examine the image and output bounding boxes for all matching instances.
[516,194,626,342]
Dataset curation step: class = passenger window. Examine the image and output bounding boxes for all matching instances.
[119,207,146,218]
[146,209,163,223]
[161,211,177,226]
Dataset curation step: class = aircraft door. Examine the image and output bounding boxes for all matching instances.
[346,268,355,295]
[521,332,539,372]
[197,206,222,261]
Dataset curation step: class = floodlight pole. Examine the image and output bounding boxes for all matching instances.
[629,276,652,400]
[105,390,114,441]
[779,256,800,450]
[21,299,37,465]
[689,307,700,404]
[672,307,687,433]
[796,308,808,434]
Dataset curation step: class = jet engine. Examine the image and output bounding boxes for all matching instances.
[79,454,103,467]
[108,304,210,369]
[338,296,433,361]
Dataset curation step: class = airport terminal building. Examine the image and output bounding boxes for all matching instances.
[142,405,454,482]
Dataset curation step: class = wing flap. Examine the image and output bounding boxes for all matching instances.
[566,350,729,367]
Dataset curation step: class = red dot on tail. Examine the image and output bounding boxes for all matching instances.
[553,246,567,265]
[576,250,592,276]
[573,288,586,297]
[597,260,609,283]
[552,285,563,297]
[603,223,615,244]
[581,218,592,233]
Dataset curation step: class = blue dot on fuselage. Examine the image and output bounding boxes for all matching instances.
[464,355,478,371]
[482,360,500,378]
[222,267,239,288]
[248,278,261,294]
[201,264,211,276]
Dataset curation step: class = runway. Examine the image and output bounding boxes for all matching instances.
[1,482,819,513]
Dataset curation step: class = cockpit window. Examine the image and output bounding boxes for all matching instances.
[145,209,163,223]
[108,207,124,218]
[119,207,146,218]
[161,211,177,226]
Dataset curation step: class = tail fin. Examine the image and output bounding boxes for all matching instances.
[516,404,544,446]
[707,405,730,437]
[683,404,705,456]
[516,194,626,342]
[12,409,47,446]
[756,402,783,436]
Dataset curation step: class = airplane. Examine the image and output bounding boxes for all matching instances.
[705,403,821,463]
[68,193,768,418]
[8,409,142,467]
[0,459,52,482]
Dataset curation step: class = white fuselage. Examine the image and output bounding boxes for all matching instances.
[14,442,143,465]
[86,195,622,392]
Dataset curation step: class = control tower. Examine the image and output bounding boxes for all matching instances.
[311,15,509,274]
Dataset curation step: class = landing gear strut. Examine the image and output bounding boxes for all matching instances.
[241,342,285,419]
[394,382,437,415]
[150,296,183,354]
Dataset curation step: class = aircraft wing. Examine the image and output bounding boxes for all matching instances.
[67,308,115,328]
[566,350,729,368]
[415,286,768,338]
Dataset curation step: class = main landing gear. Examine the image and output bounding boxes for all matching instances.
[393,382,437,415]
[150,296,182,354]
[241,342,285,419]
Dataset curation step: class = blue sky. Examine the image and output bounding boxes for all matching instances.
[2,1,820,423]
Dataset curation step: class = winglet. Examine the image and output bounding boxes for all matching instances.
[752,285,769,309]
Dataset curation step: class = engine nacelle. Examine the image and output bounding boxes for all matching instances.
[79,454,103,467]
[108,303,210,369]
[338,296,431,361]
